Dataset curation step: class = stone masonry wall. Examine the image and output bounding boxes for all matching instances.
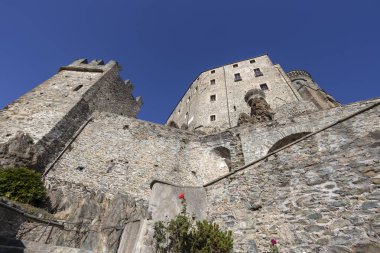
[45,112,236,200]
[205,102,380,253]
[235,98,379,163]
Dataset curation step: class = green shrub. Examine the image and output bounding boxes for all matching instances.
[0,167,47,206]
[153,194,233,253]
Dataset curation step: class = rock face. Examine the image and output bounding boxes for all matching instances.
[0,132,38,169]
[238,89,275,126]
[16,179,149,253]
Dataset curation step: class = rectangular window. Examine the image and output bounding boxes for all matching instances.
[233,64,238,68]
[210,95,216,101]
[211,70,215,74]
[210,115,216,121]
[234,73,242,82]
[250,59,256,63]
[194,86,198,93]
[260,83,269,91]
[210,79,216,85]
[254,68,263,77]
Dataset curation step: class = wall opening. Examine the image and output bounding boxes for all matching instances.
[267,132,311,154]
[211,146,232,171]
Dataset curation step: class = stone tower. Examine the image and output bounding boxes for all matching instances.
[287,70,340,110]
[0,59,142,170]
[166,54,339,133]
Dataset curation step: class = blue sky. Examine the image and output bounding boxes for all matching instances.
[0,0,379,124]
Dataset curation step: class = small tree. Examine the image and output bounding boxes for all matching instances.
[153,193,233,253]
[0,167,47,206]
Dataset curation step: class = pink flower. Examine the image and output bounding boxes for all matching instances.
[178,193,185,199]
[271,239,277,245]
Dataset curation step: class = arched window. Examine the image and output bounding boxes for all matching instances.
[267,132,311,154]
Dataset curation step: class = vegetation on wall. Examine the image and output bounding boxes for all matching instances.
[153,193,233,253]
[0,167,47,206]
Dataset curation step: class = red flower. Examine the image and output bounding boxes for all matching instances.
[178,193,185,199]
[271,239,277,245]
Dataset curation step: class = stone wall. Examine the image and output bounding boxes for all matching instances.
[45,112,235,199]
[235,98,380,163]
[205,102,380,253]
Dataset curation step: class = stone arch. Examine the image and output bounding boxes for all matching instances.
[211,146,232,171]
[167,121,179,128]
[267,132,311,154]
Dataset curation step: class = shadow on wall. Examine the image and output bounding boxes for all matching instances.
[211,147,232,171]
[267,132,311,154]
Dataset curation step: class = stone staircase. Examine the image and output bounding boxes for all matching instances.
[0,236,92,253]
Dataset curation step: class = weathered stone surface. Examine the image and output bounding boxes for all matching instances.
[205,103,380,252]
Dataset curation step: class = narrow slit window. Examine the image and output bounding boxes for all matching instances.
[73,85,83,91]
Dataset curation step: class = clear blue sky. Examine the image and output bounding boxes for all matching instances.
[1,0,379,124]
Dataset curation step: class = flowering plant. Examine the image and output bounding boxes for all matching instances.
[153,193,233,253]
[270,238,279,253]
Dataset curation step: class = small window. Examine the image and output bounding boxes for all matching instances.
[233,106,237,111]
[210,79,216,85]
[250,59,256,63]
[210,115,216,121]
[185,112,189,118]
[254,68,263,77]
[210,95,216,101]
[194,86,198,93]
[234,73,242,82]
[211,70,215,74]
[187,97,190,103]
[233,64,238,68]
[73,85,83,91]
[260,83,269,91]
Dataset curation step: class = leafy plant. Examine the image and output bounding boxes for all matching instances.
[0,167,47,206]
[153,193,233,253]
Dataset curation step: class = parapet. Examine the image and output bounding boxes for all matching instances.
[287,70,312,79]
[58,58,120,73]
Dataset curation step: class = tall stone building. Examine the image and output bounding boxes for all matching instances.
[0,56,379,253]
[167,54,339,132]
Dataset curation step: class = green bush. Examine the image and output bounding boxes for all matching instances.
[0,167,47,206]
[153,196,233,253]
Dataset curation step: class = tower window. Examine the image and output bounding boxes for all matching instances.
[233,64,238,68]
[211,70,215,74]
[210,79,216,85]
[233,106,237,111]
[210,95,216,101]
[210,115,216,121]
[260,83,269,91]
[234,73,242,82]
[73,85,83,91]
[250,59,256,63]
[254,68,263,77]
